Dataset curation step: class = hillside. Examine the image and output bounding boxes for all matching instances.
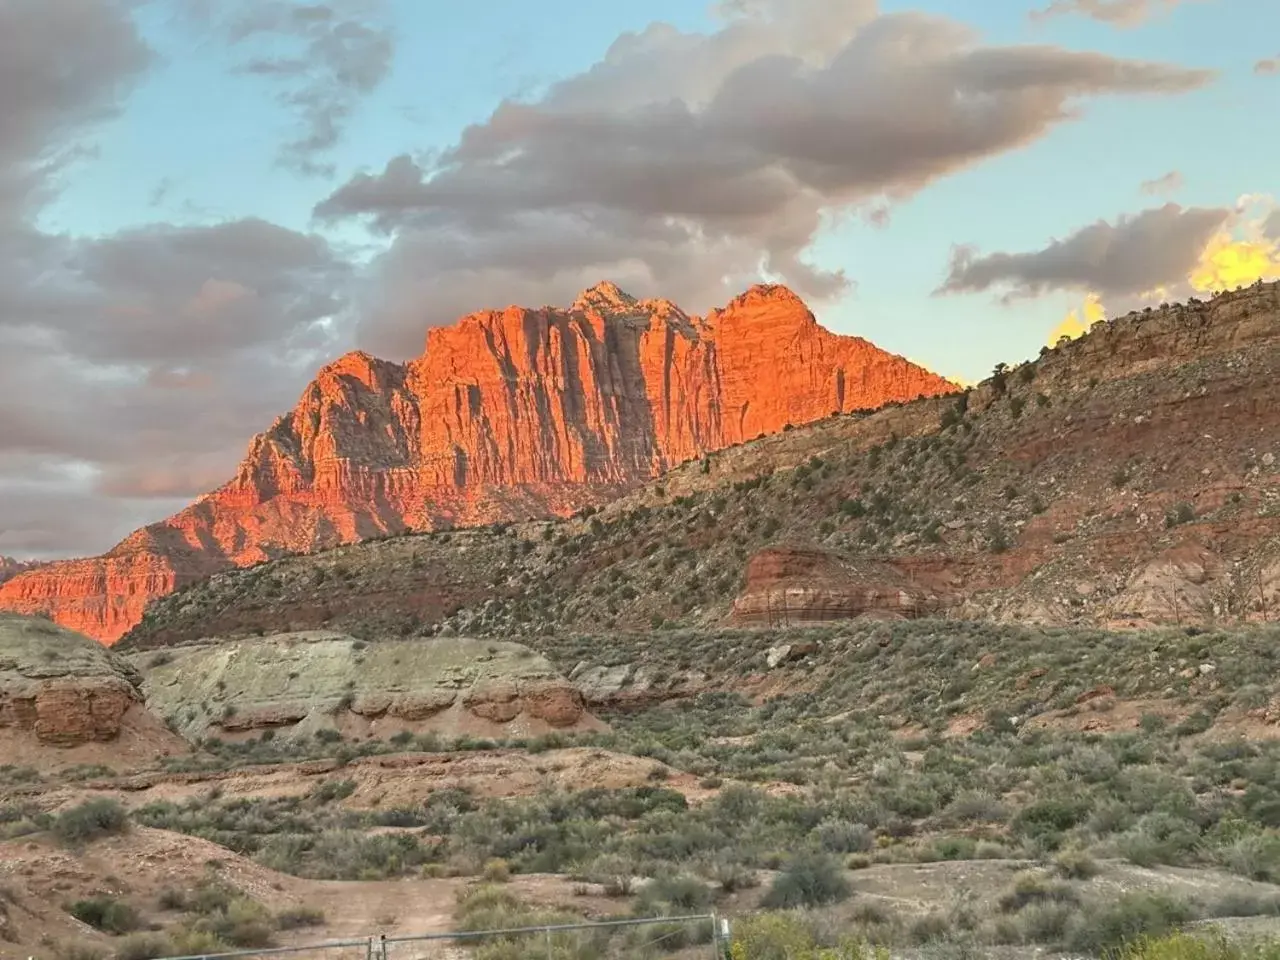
[6,618,1280,958]
[120,281,1280,649]
[0,283,952,645]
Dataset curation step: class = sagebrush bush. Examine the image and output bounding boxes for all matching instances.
[54,799,128,845]
[761,853,851,909]
[67,896,140,934]
[1066,892,1194,956]
[113,934,171,960]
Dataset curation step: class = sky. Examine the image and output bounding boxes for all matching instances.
[1,0,1278,561]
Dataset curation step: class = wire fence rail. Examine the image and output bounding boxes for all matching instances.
[153,913,730,960]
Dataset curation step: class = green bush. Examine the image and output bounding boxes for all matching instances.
[729,912,887,960]
[54,799,128,845]
[761,853,851,909]
[67,896,141,934]
[1116,931,1280,960]
[275,905,326,930]
[113,934,171,960]
[1066,892,1194,956]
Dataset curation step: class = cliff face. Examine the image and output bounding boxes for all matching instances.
[0,558,39,587]
[0,282,954,644]
[0,613,187,765]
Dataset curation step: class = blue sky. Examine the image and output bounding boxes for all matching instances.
[39,0,1280,383]
[3,0,1279,559]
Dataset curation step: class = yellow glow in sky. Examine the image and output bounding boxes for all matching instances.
[1046,293,1106,347]
[1189,233,1280,292]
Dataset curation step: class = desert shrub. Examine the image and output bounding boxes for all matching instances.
[815,819,874,854]
[1215,831,1280,883]
[1052,847,1100,879]
[309,779,356,804]
[113,934,171,960]
[57,946,108,960]
[206,896,275,948]
[165,929,229,956]
[157,888,189,911]
[637,874,713,912]
[274,905,326,929]
[761,853,851,909]
[1116,931,1280,960]
[705,859,758,893]
[54,799,128,845]
[67,896,141,934]
[1066,891,1194,956]
[454,886,589,960]
[482,858,511,883]
[730,912,887,960]
[997,872,1079,913]
[1015,901,1079,944]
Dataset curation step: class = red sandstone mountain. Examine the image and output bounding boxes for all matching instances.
[0,282,955,644]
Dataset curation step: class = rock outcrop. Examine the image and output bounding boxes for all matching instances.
[132,632,605,741]
[0,557,38,587]
[0,613,186,767]
[729,546,941,625]
[0,283,954,644]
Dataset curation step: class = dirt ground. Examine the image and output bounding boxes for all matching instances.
[1,747,735,821]
[6,819,1280,960]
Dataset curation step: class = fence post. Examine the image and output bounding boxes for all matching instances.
[545,925,553,960]
[365,937,373,960]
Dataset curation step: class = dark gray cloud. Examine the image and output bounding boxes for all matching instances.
[1030,0,1203,27]
[316,4,1213,356]
[937,202,1230,300]
[0,0,151,217]
[1140,170,1184,195]
[0,0,356,559]
[181,0,394,175]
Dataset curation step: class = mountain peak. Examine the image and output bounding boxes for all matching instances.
[572,281,639,315]
[315,350,398,389]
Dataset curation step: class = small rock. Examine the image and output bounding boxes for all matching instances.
[1198,663,1215,675]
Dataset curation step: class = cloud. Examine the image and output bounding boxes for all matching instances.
[0,1,357,559]
[0,0,152,216]
[953,195,1280,348]
[1140,170,1183,195]
[181,0,394,175]
[1030,0,1203,27]
[316,3,1212,357]
[1257,57,1280,75]
[937,203,1230,301]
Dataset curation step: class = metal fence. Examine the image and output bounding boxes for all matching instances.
[155,914,729,960]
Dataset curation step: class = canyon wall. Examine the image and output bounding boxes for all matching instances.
[0,282,954,643]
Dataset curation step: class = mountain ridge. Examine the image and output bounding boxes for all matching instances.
[117,280,1280,650]
[0,282,955,644]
